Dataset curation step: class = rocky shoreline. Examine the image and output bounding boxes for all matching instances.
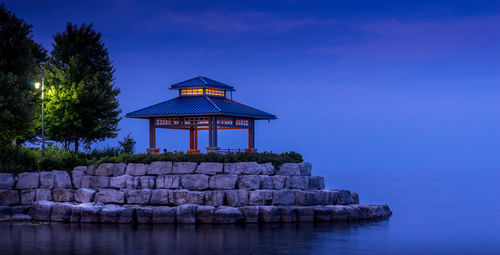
[0,161,392,224]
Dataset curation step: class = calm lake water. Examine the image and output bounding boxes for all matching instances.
[0,169,499,255]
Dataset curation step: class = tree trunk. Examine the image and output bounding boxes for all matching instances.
[74,139,79,152]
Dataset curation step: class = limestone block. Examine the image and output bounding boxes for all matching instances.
[196,205,215,223]
[272,190,295,205]
[172,162,198,174]
[110,175,129,189]
[100,204,124,223]
[196,162,223,175]
[208,175,238,190]
[140,176,156,189]
[75,188,96,203]
[295,191,315,206]
[169,190,204,205]
[152,206,176,223]
[147,161,173,175]
[150,189,171,205]
[125,163,148,176]
[225,190,249,207]
[113,163,127,176]
[16,172,39,189]
[0,190,19,205]
[326,205,350,221]
[80,204,102,223]
[51,203,74,222]
[95,189,125,204]
[86,165,97,175]
[351,192,360,204]
[237,175,260,190]
[73,166,88,173]
[0,173,15,189]
[52,189,74,202]
[298,162,312,176]
[260,206,280,222]
[176,204,198,223]
[35,189,52,201]
[248,190,274,206]
[119,206,137,223]
[80,176,110,189]
[70,205,81,222]
[125,176,140,189]
[331,190,355,205]
[239,206,259,223]
[11,205,30,215]
[271,176,290,189]
[278,206,296,222]
[72,170,85,189]
[260,163,274,175]
[276,163,300,176]
[259,175,274,189]
[289,176,309,190]
[11,214,31,221]
[224,162,262,175]
[126,189,152,204]
[308,176,325,190]
[181,174,209,190]
[39,172,54,189]
[0,206,10,221]
[294,206,314,222]
[314,206,331,221]
[20,189,35,205]
[29,200,55,221]
[53,171,72,189]
[156,175,181,189]
[214,206,243,223]
[96,163,127,176]
[204,191,225,207]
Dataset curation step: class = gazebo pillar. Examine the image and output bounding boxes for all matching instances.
[246,119,255,152]
[147,118,159,154]
[188,127,200,154]
[207,117,219,153]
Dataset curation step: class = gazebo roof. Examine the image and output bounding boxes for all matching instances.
[125,95,277,120]
[169,76,236,91]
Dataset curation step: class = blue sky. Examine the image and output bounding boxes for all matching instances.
[5,0,500,172]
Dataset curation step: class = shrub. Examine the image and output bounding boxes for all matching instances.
[118,133,136,154]
[0,145,40,173]
[39,147,89,172]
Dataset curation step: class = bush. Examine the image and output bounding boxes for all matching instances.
[39,147,89,171]
[118,133,136,154]
[0,145,40,173]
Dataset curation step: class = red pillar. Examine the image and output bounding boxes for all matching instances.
[147,118,159,154]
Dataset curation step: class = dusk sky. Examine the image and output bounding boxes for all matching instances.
[6,0,500,173]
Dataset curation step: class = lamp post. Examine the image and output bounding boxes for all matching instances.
[34,68,45,157]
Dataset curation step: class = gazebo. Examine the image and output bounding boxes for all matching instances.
[125,76,277,154]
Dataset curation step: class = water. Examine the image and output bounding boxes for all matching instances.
[0,169,499,255]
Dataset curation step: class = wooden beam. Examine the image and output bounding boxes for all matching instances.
[149,118,156,148]
[247,119,255,151]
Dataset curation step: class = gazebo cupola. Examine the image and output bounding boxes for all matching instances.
[125,76,277,154]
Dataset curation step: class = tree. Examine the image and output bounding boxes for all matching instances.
[0,4,46,145]
[118,133,136,154]
[45,23,121,151]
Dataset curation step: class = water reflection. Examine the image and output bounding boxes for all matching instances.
[0,221,390,255]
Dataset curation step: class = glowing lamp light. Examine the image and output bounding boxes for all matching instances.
[34,82,41,89]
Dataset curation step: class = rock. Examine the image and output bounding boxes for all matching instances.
[225,190,249,207]
[119,206,137,223]
[0,190,20,205]
[73,166,88,173]
[208,175,238,190]
[150,189,171,205]
[11,214,31,221]
[20,189,35,205]
[86,165,97,175]
[96,163,126,176]
[172,162,198,174]
[75,188,96,203]
[239,206,259,223]
[125,163,148,176]
[29,200,55,221]
[260,206,280,222]
[248,190,274,206]
[152,206,176,223]
[224,162,262,175]
[289,176,309,190]
[0,206,10,221]
[259,175,274,189]
[237,175,260,190]
[298,162,312,176]
[276,163,300,176]
[52,189,74,202]
[176,204,198,223]
[53,171,72,189]
[0,173,15,189]
[51,203,74,222]
[95,189,125,204]
[196,205,215,223]
[70,205,82,222]
[100,204,124,223]
[327,205,350,221]
[214,206,243,223]
[295,206,314,222]
[196,162,223,175]
[80,204,102,223]
[113,163,127,176]
[271,176,290,189]
[39,172,54,189]
[126,189,152,204]
[314,206,331,221]
[147,161,172,175]
[204,191,225,206]
[169,190,204,205]
[72,170,85,189]
[80,176,110,189]
[35,189,52,201]
[156,175,181,189]
[140,176,156,189]
[16,172,39,189]
[125,176,140,189]
[272,190,295,205]
[11,205,30,214]
[260,163,274,175]
[278,206,296,222]
[110,175,129,189]
[330,190,355,205]
[181,174,209,190]
[351,192,360,204]
[308,176,325,190]
[295,191,315,206]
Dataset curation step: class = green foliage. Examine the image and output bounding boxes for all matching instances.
[45,23,121,151]
[88,146,121,158]
[0,144,40,173]
[39,147,89,172]
[118,133,136,154]
[0,4,47,144]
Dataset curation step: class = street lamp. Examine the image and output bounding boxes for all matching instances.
[35,68,45,157]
